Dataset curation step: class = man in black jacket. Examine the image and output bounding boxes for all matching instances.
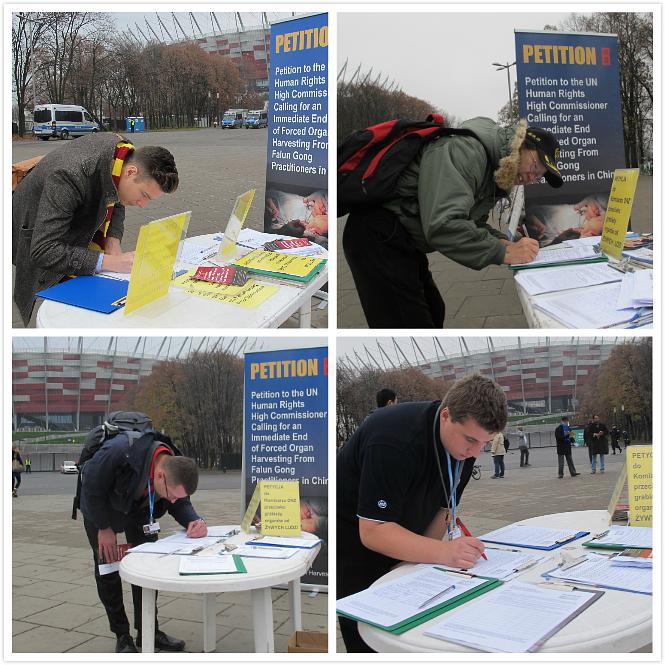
[12,133,179,325]
[588,414,609,474]
[554,416,579,478]
[80,430,206,653]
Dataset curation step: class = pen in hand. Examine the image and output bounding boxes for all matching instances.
[456,517,488,561]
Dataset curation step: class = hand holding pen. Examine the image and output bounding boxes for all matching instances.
[456,517,488,561]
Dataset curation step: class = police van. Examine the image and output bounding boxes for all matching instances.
[245,110,268,129]
[32,104,100,140]
[221,109,248,129]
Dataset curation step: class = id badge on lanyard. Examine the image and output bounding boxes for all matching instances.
[143,478,161,535]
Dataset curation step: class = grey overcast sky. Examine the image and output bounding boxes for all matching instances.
[338,11,574,121]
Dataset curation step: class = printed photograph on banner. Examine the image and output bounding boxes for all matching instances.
[337,11,652,330]
[11,11,329,330]
[10,336,328,655]
[335,336,653,654]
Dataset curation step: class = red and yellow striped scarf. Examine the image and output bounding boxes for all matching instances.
[89,140,134,252]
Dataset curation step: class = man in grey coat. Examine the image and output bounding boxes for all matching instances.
[12,133,178,325]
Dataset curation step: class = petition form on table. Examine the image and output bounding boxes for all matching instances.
[424,581,602,653]
[515,263,622,296]
[587,525,652,549]
[480,525,588,550]
[437,549,546,581]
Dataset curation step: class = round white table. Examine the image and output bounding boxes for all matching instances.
[120,527,320,653]
[36,233,328,329]
[359,510,651,653]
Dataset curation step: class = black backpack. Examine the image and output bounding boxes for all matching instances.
[71,411,153,520]
[337,114,482,216]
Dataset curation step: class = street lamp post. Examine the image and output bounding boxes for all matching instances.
[492,61,517,121]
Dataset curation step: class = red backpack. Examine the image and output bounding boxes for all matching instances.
[337,114,482,216]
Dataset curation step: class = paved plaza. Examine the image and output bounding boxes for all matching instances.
[11,471,328,654]
[335,446,652,653]
[337,176,653,328]
[11,129,327,328]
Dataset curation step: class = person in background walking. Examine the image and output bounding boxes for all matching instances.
[490,431,506,479]
[554,417,579,478]
[12,448,24,497]
[610,425,622,454]
[517,426,530,467]
[623,430,631,448]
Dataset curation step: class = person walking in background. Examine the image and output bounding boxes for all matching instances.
[12,448,24,497]
[376,388,398,409]
[517,426,530,467]
[589,414,609,474]
[490,431,506,479]
[503,435,511,454]
[610,425,622,454]
[623,430,631,448]
[24,456,32,473]
[554,417,579,479]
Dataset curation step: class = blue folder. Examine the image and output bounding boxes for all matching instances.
[36,276,128,314]
[481,531,590,551]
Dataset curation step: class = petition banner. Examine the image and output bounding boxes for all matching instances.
[264,13,329,248]
[515,30,626,246]
[243,347,328,586]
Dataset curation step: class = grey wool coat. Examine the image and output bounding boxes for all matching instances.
[12,133,126,325]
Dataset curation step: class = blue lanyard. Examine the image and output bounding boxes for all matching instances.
[446,453,462,535]
[148,478,155,524]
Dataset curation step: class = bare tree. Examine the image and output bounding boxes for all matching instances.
[12,13,47,136]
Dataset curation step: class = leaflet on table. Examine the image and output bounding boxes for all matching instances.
[436,548,547,581]
[160,533,226,548]
[617,270,653,310]
[246,536,321,549]
[177,239,221,265]
[172,270,278,308]
[514,263,622,296]
[232,545,299,559]
[424,581,602,653]
[228,228,325,257]
[611,549,652,568]
[544,553,652,594]
[178,554,246,575]
[480,525,589,550]
[336,566,496,632]
[583,525,652,550]
[509,243,605,269]
[533,282,647,329]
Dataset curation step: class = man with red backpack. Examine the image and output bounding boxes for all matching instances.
[340,117,563,328]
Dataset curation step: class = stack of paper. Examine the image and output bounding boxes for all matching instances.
[231,228,325,257]
[336,566,501,634]
[622,247,653,266]
[178,554,246,576]
[532,282,648,329]
[515,263,622,296]
[424,581,602,653]
[545,552,652,594]
[617,270,653,310]
[611,549,652,568]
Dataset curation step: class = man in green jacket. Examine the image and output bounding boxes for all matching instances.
[342,117,563,328]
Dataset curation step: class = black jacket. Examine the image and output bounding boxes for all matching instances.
[80,431,199,532]
[588,422,609,455]
[554,424,572,455]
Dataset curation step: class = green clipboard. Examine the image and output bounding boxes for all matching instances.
[337,576,503,635]
[582,538,647,551]
[178,554,247,576]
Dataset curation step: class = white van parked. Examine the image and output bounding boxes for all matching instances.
[32,104,100,140]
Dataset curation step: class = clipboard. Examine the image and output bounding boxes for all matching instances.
[178,554,247,576]
[541,561,652,595]
[336,573,503,635]
[481,531,590,551]
[36,275,128,314]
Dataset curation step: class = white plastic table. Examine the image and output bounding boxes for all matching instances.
[36,233,328,329]
[358,510,651,653]
[120,527,320,653]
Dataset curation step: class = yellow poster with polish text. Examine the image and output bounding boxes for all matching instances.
[626,445,652,527]
[599,169,639,259]
[259,480,301,536]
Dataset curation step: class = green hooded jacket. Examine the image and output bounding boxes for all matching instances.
[383,117,526,269]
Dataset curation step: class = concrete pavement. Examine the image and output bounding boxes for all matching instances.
[337,175,653,328]
[335,446,652,653]
[11,471,328,654]
[11,129,327,328]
